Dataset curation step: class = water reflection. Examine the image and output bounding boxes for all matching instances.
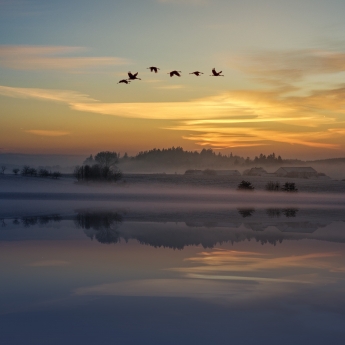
[75,210,123,244]
[1,208,345,248]
[265,208,299,218]
[1,208,345,345]
[237,208,255,218]
[21,215,62,227]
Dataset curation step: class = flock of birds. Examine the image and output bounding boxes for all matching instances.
[117,67,224,84]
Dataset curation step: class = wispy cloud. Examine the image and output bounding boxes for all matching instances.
[0,46,129,71]
[0,85,96,103]
[24,130,70,137]
[231,49,345,86]
[71,90,342,149]
[1,84,345,151]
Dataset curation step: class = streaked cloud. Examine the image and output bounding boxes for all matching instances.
[0,45,129,71]
[231,49,345,85]
[1,84,345,151]
[24,130,70,137]
[0,85,96,103]
[72,89,343,149]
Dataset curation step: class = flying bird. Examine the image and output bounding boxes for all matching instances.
[189,71,204,76]
[210,68,224,77]
[128,72,141,80]
[168,70,181,77]
[118,79,131,84]
[147,66,160,73]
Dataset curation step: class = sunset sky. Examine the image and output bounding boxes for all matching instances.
[1,0,345,159]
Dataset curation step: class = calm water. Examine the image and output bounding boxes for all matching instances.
[1,207,345,344]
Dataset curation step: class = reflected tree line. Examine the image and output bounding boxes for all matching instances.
[2,208,343,248]
[237,208,299,218]
[1,215,62,228]
[74,211,123,244]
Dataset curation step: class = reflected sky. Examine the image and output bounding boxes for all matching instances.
[1,209,345,344]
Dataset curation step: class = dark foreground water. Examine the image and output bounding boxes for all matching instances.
[1,207,345,345]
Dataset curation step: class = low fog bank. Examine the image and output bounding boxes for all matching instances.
[304,162,345,180]
[1,187,345,219]
[118,160,345,180]
[2,173,345,195]
[0,153,84,174]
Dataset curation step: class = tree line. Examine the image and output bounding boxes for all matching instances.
[83,147,295,169]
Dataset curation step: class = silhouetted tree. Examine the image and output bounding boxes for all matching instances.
[12,168,19,175]
[282,208,299,217]
[52,171,61,179]
[83,154,94,165]
[38,168,50,177]
[266,208,281,218]
[265,181,280,191]
[282,182,298,192]
[74,164,122,182]
[95,151,119,168]
[21,166,37,176]
[237,180,254,191]
[0,165,6,174]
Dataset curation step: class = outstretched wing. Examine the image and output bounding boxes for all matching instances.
[212,68,217,76]
[128,72,134,78]
[133,72,138,77]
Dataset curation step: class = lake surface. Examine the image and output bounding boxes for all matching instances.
[1,206,345,344]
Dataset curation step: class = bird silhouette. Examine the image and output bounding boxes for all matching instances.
[128,72,141,80]
[118,79,131,84]
[168,70,181,77]
[210,68,224,76]
[189,71,204,76]
[147,66,160,73]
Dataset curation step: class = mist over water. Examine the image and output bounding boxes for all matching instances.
[1,176,345,345]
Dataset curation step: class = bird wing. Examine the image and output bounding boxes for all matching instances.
[133,72,138,77]
[128,72,133,78]
[212,69,217,76]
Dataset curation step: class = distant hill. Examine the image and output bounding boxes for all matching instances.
[307,158,345,164]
